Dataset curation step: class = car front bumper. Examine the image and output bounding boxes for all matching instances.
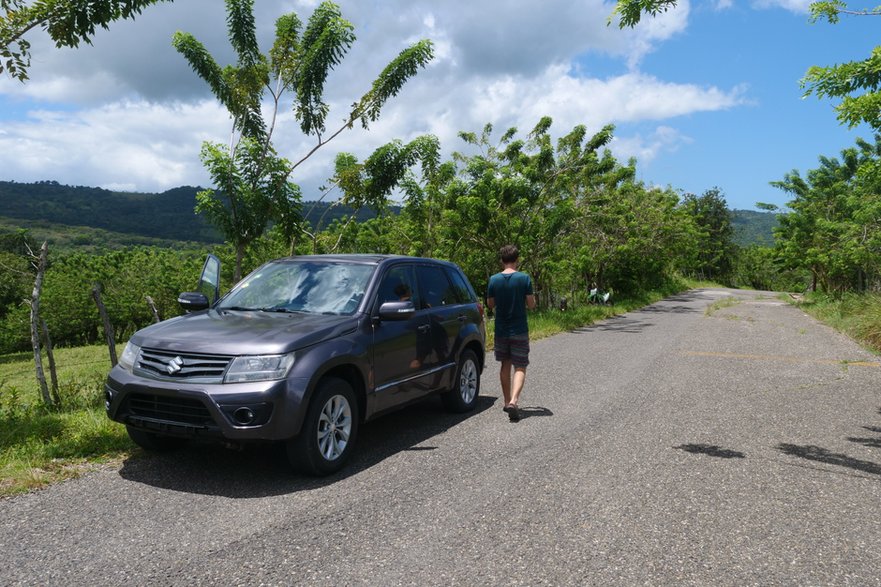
[105,365,311,441]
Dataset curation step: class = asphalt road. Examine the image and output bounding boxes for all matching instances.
[2,288,880,586]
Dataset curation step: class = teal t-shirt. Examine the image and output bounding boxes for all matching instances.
[487,271,533,337]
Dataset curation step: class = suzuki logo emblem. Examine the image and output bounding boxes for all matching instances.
[166,356,184,375]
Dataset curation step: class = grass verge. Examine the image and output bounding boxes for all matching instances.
[791,292,881,355]
[0,345,129,497]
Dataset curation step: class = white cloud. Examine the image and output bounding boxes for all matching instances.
[622,0,691,67]
[0,101,228,191]
[470,65,745,132]
[611,125,693,164]
[0,0,749,194]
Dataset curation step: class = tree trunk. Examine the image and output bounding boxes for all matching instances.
[92,284,118,367]
[235,244,244,282]
[29,241,51,407]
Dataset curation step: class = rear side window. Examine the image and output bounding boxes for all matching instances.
[416,265,458,309]
[445,267,475,303]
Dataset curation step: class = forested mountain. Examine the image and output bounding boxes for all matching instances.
[0,181,776,247]
[731,209,778,246]
[0,181,218,242]
[0,181,385,244]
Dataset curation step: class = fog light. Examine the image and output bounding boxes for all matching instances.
[104,388,114,411]
[233,407,255,425]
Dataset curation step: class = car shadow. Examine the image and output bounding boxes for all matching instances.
[117,395,496,498]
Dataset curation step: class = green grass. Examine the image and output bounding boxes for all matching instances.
[0,345,130,497]
[791,292,881,355]
[704,296,742,317]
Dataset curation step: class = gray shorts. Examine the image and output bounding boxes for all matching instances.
[494,333,530,368]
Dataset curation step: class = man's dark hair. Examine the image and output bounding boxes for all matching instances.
[499,244,519,264]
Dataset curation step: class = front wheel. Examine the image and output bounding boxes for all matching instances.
[442,349,480,413]
[287,377,360,476]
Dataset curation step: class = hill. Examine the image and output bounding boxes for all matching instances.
[0,181,384,246]
[0,181,219,242]
[731,209,778,247]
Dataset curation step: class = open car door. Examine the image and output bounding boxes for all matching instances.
[178,254,221,312]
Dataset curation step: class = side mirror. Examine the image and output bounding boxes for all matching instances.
[178,291,210,312]
[198,254,221,305]
[378,300,416,320]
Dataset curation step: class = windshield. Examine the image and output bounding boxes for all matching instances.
[218,260,374,315]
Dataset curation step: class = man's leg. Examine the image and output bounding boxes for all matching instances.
[510,367,527,407]
[508,333,530,408]
[499,359,512,405]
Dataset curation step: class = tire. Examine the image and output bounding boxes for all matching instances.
[287,377,359,476]
[126,425,188,451]
[442,349,480,413]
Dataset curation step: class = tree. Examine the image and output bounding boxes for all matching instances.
[174,0,434,280]
[679,188,736,282]
[772,136,881,292]
[1,0,167,81]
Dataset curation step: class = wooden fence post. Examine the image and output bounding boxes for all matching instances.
[40,319,60,407]
[92,283,117,367]
[146,295,161,323]
[29,241,51,407]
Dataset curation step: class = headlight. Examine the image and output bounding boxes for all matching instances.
[119,342,140,372]
[224,353,294,383]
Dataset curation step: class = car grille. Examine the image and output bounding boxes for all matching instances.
[136,347,232,382]
[126,393,215,427]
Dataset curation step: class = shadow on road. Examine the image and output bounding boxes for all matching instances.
[571,293,705,335]
[674,443,746,459]
[516,406,553,420]
[847,436,881,449]
[117,395,496,498]
[777,443,881,476]
[575,315,653,334]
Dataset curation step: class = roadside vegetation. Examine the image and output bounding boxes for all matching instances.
[0,345,128,497]
[793,293,881,355]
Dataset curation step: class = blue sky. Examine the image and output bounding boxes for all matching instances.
[0,0,876,211]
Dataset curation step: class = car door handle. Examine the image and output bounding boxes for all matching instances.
[417,324,430,333]
[457,314,467,322]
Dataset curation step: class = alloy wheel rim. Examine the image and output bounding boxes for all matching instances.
[317,394,352,461]
[460,359,477,403]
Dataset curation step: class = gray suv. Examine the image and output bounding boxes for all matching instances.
[105,254,486,475]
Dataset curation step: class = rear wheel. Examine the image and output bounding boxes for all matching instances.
[442,349,480,413]
[287,377,360,476]
[126,426,188,451]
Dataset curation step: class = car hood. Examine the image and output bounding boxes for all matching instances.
[129,309,360,356]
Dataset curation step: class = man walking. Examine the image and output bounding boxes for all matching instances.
[486,245,536,422]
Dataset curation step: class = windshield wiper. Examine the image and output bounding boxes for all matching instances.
[220,306,259,312]
[260,306,304,314]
